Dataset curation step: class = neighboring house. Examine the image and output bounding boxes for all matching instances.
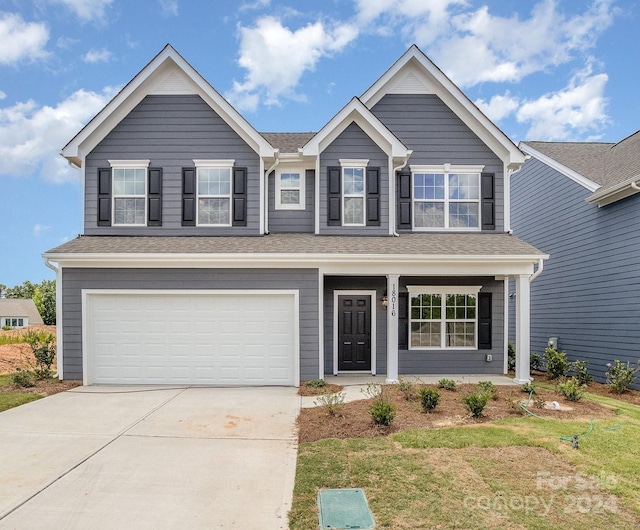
[510,132,640,386]
[43,45,545,386]
[0,299,44,328]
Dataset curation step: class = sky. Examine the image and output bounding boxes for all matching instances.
[0,0,638,287]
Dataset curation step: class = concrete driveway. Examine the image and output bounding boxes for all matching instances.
[0,386,300,529]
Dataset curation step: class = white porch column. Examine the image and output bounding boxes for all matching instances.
[386,274,400,383]
[514,274,532,384]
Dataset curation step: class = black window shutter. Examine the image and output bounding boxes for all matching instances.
[397,169,412,229]
[366,167,380,226]
[182,168,196,226]
[481,173,495,230]
[97,168,112,226]
[478,292,492,349]
[327,166,341,226]
[398,291,409,349]
[147,168,162,226]
[232,167,247,226]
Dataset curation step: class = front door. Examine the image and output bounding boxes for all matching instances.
[337,295,371,371]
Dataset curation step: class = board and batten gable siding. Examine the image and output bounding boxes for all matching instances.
[323,277,388,375]
[61,268,319,381]
[85,95,260,235]
[399,277,504,374]
[268,169,315,233]
[371,94,505,232]
[319,122,390,235]
[510,156,640,388]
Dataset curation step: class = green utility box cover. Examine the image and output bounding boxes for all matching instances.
[317,488,375,529]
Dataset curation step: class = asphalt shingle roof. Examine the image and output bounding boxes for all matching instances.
[45,233,544,257]
[0,299,44,324]
[261,132,316,153]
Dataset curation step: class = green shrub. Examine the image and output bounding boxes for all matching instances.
[370,400,396,426]
[314,391,345,415]
[437,378,457,391]
[305,379,326,388]
[530,352,543,371]
[461,392,489,418]
[544,347,569,379]
[558,377,586,401]
[606,360,639,394]
[477,381,498,400]
[418,387,441,412]
[507,343,516,371]
[534,396,547,409]
[11,368,34,388]
[23,331,56,379]
[397,376,418,401]
[520,382,536,394]
[571,360,593,385]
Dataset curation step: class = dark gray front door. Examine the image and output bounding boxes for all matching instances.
[337,295,371,371]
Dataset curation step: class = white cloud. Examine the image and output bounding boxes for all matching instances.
[0,12,49,65]
[475,92,519,122]
[239,0,270,11]
[226,16,358,111]
[82,48,112,63]
[516,62,609,140]
[32,224,52,237]
[46,0,114,23]
[0,86,119,183]
[158,0,178,17]
[355,0,616,88]
[0,91,6,100]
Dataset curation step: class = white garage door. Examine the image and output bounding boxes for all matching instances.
[84,290,298,386]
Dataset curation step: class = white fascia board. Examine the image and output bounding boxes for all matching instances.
[587,174,640,206]
[62,45,275,165]
[360,46,525,168]
[302,98,408,158]
[520,143,601,193]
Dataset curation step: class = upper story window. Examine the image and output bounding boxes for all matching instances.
[110,160,150,226]
[275,168,305,210]
[411,165,483,231]
[195,160,234,226]
[341,159,368,226]
[407,286,481,350]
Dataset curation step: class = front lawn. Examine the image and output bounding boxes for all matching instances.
[291,386,640,529]
[0,373,80,413]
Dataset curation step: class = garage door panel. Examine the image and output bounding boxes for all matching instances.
[85,292,296,385]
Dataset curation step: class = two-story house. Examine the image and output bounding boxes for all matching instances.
[43,45,546,387]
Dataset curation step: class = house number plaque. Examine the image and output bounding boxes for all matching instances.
[391,283,397,317]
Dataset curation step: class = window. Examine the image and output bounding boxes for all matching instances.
[341,160,368,226]
[408,286,480,349]
[275,169,305,210]
[3,318,25,328]
[195,160,234,226]
[412,165,482,230]
[110,160,149,225]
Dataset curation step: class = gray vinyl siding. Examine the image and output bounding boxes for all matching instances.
[511,156,640,388]
[371,94,505,232]
[61,268,319,382]
[399,277,504,374]
[319,123,390,235]
[323,277,388,376]
[85,95,260,235]
[268,169,315,233]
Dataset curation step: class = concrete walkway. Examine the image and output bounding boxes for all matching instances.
[0,386,300,529]
[301,374,518,408]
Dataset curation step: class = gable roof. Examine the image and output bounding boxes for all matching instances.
[0,299,44,325]
[360,45,525,169]
[61,44,275,167]
[302,97,410,159]
[522,130,640,206]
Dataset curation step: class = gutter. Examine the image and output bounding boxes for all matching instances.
[529,258,544,283]
[392,150,413,236]
[42,257,60,379]
[263,152,280,235]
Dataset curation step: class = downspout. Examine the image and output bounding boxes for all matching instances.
[264,153,280,235]
[529,258,544,283]
[392,151,413,236]
[631,180,640,191]
[43,257,60,379]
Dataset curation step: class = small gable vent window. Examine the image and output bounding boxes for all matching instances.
[275,168,305,210]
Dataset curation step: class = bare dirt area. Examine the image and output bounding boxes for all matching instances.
[0,325,57,374]
[298,383,617,443]
[297,382,344,396]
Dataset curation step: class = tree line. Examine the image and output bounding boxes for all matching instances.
[0,280,56,325]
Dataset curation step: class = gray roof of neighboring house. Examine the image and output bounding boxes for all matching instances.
[261,132,316,153]
[44,233,544,257]
[525,130,640,190]
[0,299,44,325]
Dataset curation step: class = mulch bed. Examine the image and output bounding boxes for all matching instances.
[297,383,619,443]
[297,382,344,396]
[0,377,81,397]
